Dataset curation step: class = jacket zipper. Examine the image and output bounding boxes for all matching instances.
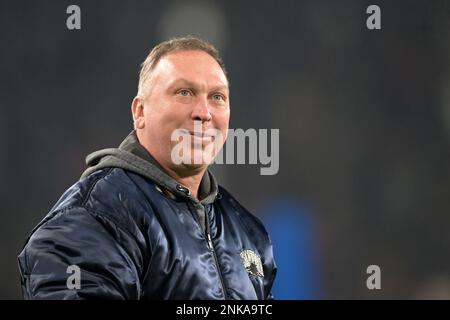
[202,205,228,300]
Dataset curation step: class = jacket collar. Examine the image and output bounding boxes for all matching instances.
[82,130,219,205]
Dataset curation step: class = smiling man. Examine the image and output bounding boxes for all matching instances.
[18,36,277,300]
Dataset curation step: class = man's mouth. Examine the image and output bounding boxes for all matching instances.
[188,131,215,138]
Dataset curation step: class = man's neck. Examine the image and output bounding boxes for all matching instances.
[135,131,207,199]
[162,165,207,199]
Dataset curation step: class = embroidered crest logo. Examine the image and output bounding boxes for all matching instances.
[240,249,264,277]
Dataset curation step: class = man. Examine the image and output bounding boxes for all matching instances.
[18,36,277,300]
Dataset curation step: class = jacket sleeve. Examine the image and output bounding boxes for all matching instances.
[18,206,144,300]
[264,244,277,300]
[265,267,277,300]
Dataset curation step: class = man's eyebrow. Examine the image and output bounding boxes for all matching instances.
[169,78,229,92]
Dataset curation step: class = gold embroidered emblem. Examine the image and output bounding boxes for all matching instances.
[240,250,264,277]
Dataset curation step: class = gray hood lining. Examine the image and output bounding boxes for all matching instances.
[81,134,219,206]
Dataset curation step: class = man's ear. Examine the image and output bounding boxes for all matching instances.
[131,97,145,129]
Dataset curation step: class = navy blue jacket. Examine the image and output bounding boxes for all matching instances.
[18,131,277,299]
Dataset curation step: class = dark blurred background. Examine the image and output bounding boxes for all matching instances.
[2,0,450,299]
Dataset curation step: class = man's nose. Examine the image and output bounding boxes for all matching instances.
[191,96,212,122]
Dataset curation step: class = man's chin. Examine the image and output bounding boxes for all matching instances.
[170,147,216,167]
[168,161,210,177]
[181,158,213,169]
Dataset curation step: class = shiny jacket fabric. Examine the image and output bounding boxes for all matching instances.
[18,131,277,300]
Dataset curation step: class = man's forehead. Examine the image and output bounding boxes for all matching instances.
[168,77,229,91]
[155,50,228,84]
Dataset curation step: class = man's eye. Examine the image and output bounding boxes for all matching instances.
[212,94,224,101]
[178,89,191,96]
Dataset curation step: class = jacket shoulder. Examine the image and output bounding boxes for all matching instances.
[42,168,150,241]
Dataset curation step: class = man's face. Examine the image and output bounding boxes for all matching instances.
[133,50,230,173]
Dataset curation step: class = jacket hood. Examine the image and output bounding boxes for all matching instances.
[81,130,219,205]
